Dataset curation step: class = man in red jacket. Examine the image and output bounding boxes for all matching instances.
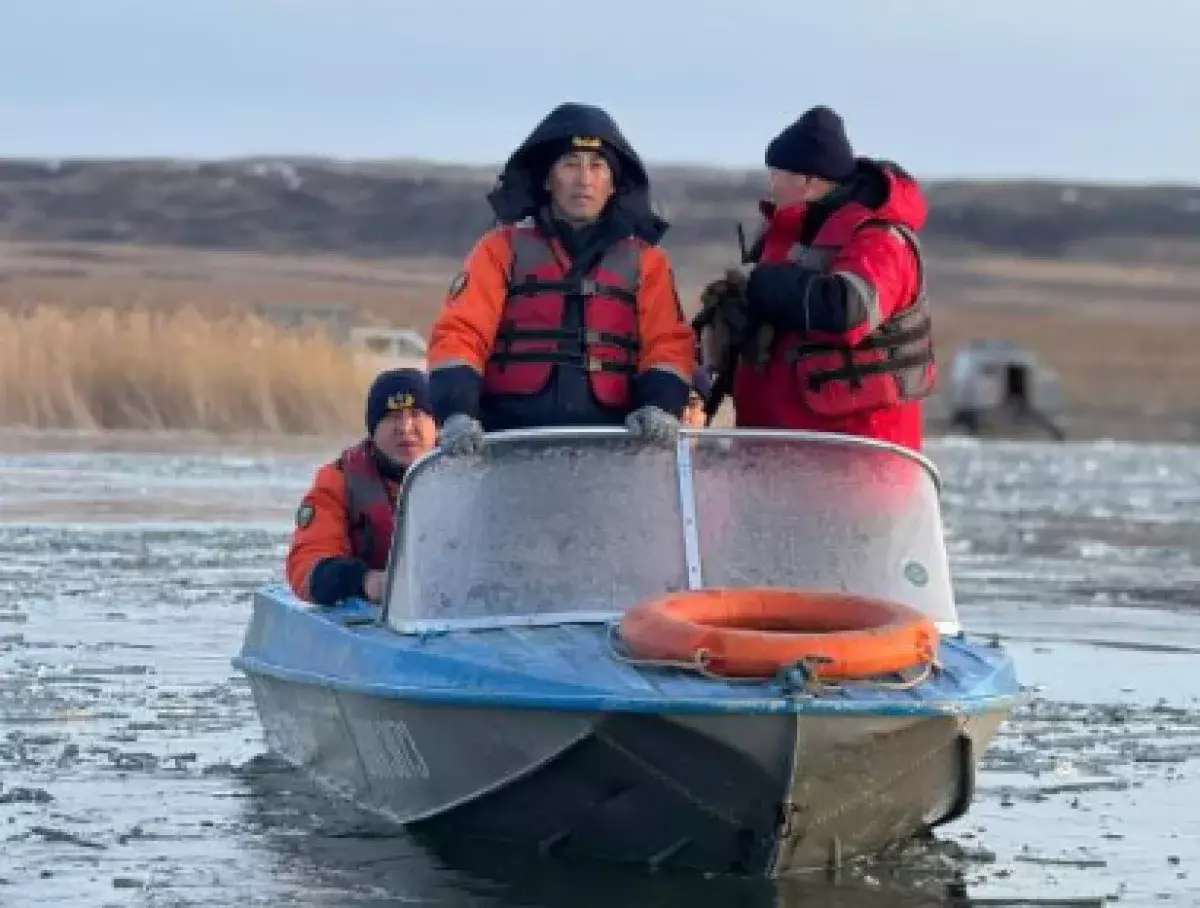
[717,106,936,452]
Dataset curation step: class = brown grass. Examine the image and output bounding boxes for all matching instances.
[933,306,1200,411]
[0,306,368,433]
[1,241,1199,441]
[0,241,452,329]
[928,304,1200,441]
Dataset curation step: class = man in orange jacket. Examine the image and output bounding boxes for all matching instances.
[286,368,437,606]
[427,102,696,455]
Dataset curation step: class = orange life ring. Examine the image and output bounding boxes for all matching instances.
[617,587,939,680]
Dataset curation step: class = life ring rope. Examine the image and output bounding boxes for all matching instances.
[606,622,936,694]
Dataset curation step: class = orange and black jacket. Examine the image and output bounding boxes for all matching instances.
[286,442,401,606]
[426,102,695,431]
[427,219,695,431]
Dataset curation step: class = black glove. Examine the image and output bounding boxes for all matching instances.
[745,263,820,335]
[694,269,774,368]
[698,268,749,314]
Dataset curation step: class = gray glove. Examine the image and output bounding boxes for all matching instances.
[439,414,485,456]
[625,405,680,446]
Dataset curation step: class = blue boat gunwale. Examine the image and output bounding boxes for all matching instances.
[234,588,1021,718]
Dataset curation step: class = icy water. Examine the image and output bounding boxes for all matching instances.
[0,437,1197,907]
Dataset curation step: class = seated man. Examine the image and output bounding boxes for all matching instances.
[425,101,696,455]
[286,368,436,606]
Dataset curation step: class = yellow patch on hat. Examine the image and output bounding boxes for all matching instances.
[386,391,416,411]
[571,136,603,149]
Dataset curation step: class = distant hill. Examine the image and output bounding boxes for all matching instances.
[2,157,1200,266]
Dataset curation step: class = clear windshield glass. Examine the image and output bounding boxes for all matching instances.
[690,434,957,629]
[385,431,686,627]
[384,429,957,632]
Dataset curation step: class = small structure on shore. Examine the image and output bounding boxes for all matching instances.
[349,327,427,372]
[944,339,1065,440]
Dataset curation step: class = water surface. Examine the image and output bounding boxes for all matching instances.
[1,437,1197,906]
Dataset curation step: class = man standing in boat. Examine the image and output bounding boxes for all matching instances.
[698,106,936,452]
[426,102,696,455]
[286,368,436,606]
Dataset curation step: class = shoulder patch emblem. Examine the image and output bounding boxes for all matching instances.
[447,270,469,300]
[296,501,315,530]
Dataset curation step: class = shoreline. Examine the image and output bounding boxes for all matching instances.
[0,426,350,456]
[1,418,1195,458]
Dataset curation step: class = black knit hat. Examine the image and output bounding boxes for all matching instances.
[365,368,431,436]
[765,106,855,182]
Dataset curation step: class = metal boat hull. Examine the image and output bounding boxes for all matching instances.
[246,670,1007,875]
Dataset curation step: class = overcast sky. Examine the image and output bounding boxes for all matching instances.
[2,0,1197,183]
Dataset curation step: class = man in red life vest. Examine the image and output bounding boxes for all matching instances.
[425,102,696,455]
[286,369,437,606]
[705,106,936,452]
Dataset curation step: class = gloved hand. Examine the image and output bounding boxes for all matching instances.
[625,406,680,446]
[745,262,816,337]
[698,268,749,313]
[695,268,774,369]
[696,269,747,369]
[438,413,485,456]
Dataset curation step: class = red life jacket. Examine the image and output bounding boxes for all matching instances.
[742,211,935,423]
[482,225,642,409]
[782,217,934,418]
[336,440,397,572]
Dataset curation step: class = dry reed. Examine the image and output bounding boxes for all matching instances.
[0,306,368,434]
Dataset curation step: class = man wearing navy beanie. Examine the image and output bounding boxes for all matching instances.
[286,368,437,606]
[704,105,938,452]
[764,106,857,184]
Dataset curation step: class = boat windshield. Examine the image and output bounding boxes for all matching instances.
[382,428,959,634]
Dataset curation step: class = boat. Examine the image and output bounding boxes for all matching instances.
[233,427,1019,876]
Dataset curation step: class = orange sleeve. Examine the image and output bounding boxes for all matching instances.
[636,246,696,382]
[426,228,514,373]
[285,464,353,600]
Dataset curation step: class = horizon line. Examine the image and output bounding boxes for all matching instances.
[2,152,1197,191]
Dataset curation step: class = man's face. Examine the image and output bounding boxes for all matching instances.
[768,167,825,208]
[545,150,615,224]
[372,408,436,466]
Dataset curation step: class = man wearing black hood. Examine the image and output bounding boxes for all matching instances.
[426,102,696,454]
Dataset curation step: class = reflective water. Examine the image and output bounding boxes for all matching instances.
[1,436,1197,906]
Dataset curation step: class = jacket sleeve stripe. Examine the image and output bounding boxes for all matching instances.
[832,270,883,332]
